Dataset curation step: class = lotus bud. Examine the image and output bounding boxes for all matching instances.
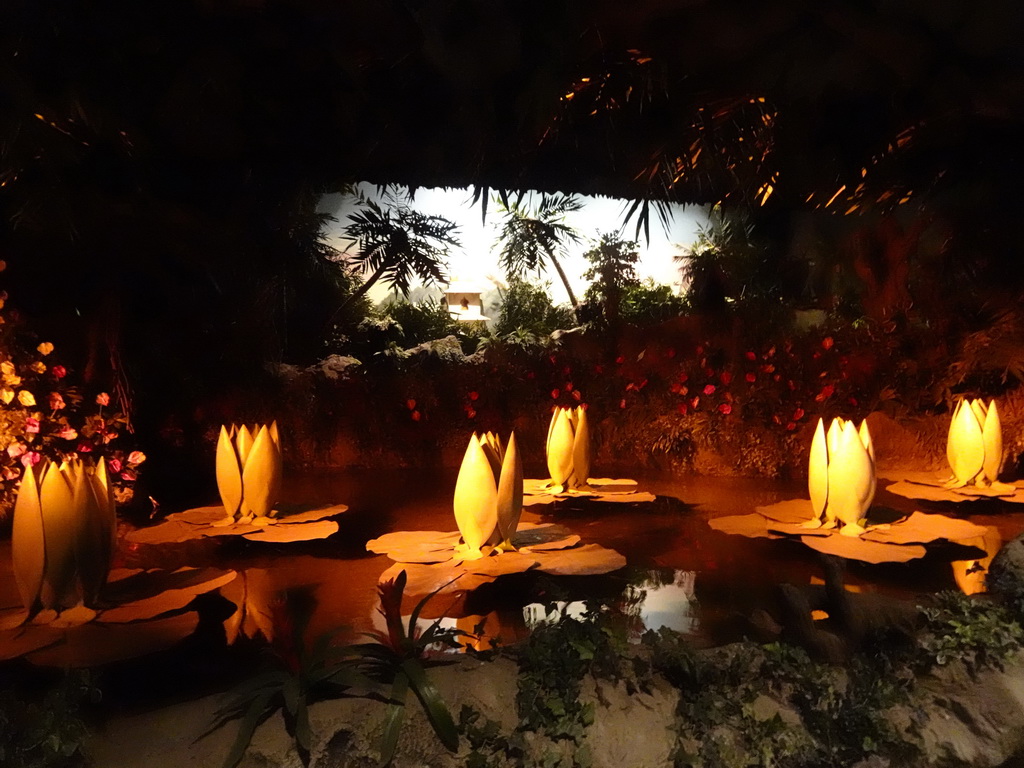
[11,458,115,614]
[805,417,876,536]
[453,431,523,559]
[946,399,1002,488]
[545,406,591,492]
[215,422,282,525]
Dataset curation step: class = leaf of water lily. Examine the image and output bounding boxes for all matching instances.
[366,531,462,562]
[861,511,989,545]
[103,567,232,606]
[800,535,927,564]
[534,544,627,576]
[0,623,63,661]
[242,520,339,543]
[755,499,816,525]
[0,606,28,630]
[708,514,783,539]
[100,570,237,623]
[272,504,349,524]
[127,503,349,544]
[884,472,1024,503]
[378,562,493,597]
[26,612,201,667]
[463,552,541,576]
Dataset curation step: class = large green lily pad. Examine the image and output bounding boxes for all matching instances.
[882,470,1024,503]
[368,521,626,596]
[523,477,655,505]
[710,497,991,565]
[125,503,348,544]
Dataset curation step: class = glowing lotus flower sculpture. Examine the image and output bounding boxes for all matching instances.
[215,422,282,526]
[945,399,1003,488]
[545,406,591,492]
[805,417,876,537]
[12,458,116,613]
[453,431,523,559]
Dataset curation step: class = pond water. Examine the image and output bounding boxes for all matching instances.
[121,468,1024,655]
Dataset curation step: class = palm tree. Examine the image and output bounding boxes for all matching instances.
[494,193,583,320]
[336,191,460,313]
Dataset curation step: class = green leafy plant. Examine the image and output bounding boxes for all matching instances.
[0,670,100,768]
[352,570,464,765]
[207,592,365,768]
[916,591,1024,674]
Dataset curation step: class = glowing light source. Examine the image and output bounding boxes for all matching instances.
[545,406,591,493]
[12,458,115,613]
[453,431,523,559]
[215,422,282,526]
[945,399,1003,488]
[804,417,875,536]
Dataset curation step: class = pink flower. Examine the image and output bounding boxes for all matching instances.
[120,469,138,481]
[7,443,25,458]
[127,450,146,465]
[703,384,716,396]
[21,451,40,467]
[95,392,110,406]
[58,426,77,440]
[51,365,67,379]
[48,392,65,410]
[76,441,94,453]
[109,458,123,473]
[718,403,733,415]
[24,417,40,434]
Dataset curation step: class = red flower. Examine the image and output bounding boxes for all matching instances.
[696,345,704,355]
[690,396,700,409]
[766,346,776,357]
[109,458,122,473]
[76,441,94,453]
[679,385,689,396]
[814,384,835,402]
[526,371,535,379]
[594,364,604,374]
[120,468,138,481]
[745,351,757,361]
[565,382,573,392]
[745,372,756,383]
[406,399,417,410]
[760,364,775,373]
[411,410,422,422]
[468,391,479,401]
[21,451,41,467]
[848,397,859,406]
[822,337,834,350]
[703,384,716,396]
[51,365,67,379]
[785,421,797,431]
[615,356,625,365]
[572,390,582,401]
[718,403,732,415]
[619,398,627,409]
[720,371,733,386]
[24,417,40,434]
[96,392,110,406]
[792,408,805,420]
[466,408,477,419]
[677,403,688,415]
[773,374,781,382]
[679,373,688,383]
[787,380,796,391]
[551,388,560,399]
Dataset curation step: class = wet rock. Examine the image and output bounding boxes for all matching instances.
[990,533,1024,611]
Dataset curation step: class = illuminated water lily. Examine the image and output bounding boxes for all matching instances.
[545,406,591,492]
[215,422,282,526]
[453,431,523,559]
[945,398,1002,488]
[12,458,116,614]
[805,417,876,536]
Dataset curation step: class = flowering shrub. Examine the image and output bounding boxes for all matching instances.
[0,283,143,522]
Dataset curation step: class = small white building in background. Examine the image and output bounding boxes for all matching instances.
[445,279,489,322]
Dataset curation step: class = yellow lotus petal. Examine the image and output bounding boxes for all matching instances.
[241,425,281,519]
[479,432,503,482]
[38,461,80,610]
[545,408,560,457]
[826,421,875,531]
[571,406,591,488]
[969,398,987,427]
[982,399,1002,484]
[235,424,254,468]
[495,432,524,541]
[72,462,106,606]
[808,418,829,520]
[215,425,243,517]
[453,435,498,557]
[858,420,876,510]
[12,464,46,611]
[546,408,575,487]
[949,398,984,485]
